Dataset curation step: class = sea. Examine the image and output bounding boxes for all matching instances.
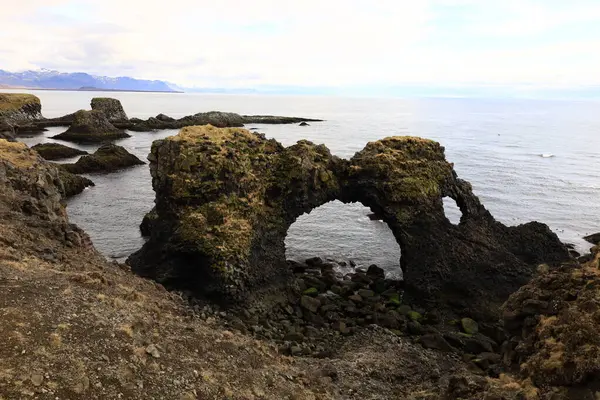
[4,89,600,278]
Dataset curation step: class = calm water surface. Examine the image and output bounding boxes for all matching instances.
[6,89,600,276]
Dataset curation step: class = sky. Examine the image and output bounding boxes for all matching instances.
[1,0,600,93]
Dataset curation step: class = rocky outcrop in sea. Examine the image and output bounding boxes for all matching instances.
[127,126,568,321]
[52,109,131,143]
[90,97,128,122]
[31,143,88,160]
[61,143,144,174]
[30,96,323,132]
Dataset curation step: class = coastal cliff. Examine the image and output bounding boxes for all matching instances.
[0,93,44,140]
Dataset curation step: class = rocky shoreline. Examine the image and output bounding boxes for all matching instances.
[1,92,600,399]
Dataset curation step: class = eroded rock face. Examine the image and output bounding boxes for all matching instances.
[31,143,88,160]
[128,127,568,317]
[0,93,43,123]
[90,97,128,122]
[62,143,144,174]
[52,110,130,143]
[500,249,600,398]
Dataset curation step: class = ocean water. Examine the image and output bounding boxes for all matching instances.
[5,89,600,276]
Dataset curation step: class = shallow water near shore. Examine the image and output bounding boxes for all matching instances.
[7,89,600,276]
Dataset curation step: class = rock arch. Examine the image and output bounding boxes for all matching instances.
[128,125,568,318]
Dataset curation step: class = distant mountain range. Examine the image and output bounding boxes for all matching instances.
[0,69,180,92]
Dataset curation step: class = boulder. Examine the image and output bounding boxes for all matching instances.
[52,110,130,143]
[127,128,568,317]
[31,143,88,160]
[299,122,310,126]
[62,143,144,174]
[90,97,128,122]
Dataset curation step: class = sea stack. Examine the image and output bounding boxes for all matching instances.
[52,110,130,143]
[90,97,128,122]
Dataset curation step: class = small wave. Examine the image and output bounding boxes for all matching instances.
[540,153,555,158]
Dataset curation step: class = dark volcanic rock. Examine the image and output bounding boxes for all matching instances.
[583,232,600,245]
[299,122,310,126]
[242,115,322,124]
[128,128,568,318]
[155,113,175,122]
[140,207,157,237]
[31,143,88,160]
[62,143,144,174]
[90,97,128,122]
[52,110,130,143]
[56,168,94,198]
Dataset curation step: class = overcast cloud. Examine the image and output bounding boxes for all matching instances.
[1,0,599,89]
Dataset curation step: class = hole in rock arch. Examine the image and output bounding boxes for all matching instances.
[285,200,402,279]
[443,196,462,225]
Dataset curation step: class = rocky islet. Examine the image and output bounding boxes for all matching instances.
[31,142,88,160]
[61,143,144,174]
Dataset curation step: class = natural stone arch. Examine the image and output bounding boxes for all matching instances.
[128,126,569,318]
[284,200,402,275]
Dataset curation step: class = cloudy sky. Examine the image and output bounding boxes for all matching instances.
[1,0,599,90]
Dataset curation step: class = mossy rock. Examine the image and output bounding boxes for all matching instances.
[52,110,130,143]
[0,93,42,123]
[62,144,144,174]
[31,143,88,160]
[127,126,569,316]
[303,287,319,296]
[461,318,479,335]
[407,311,423,321]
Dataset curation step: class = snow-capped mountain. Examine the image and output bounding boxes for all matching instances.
[0,69,179,92]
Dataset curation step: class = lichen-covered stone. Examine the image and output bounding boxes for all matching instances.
[501,252,600,396]
[62,143,144,174]
[90,97,128,122]
[128,128,568,317]
[31,143,88,160]
[52,110,130,143]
